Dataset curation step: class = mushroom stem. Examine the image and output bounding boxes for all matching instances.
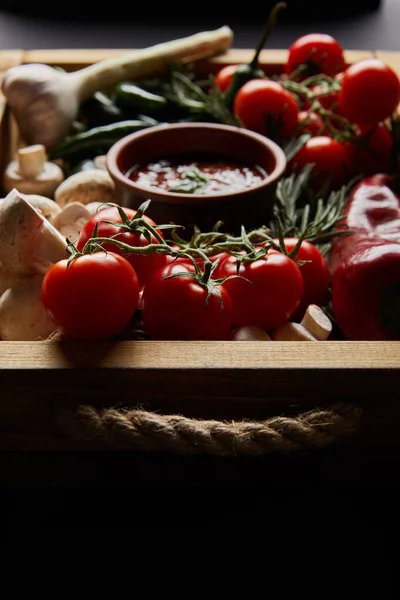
[1,27,233,149]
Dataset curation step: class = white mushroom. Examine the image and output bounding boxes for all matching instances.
[0,274,57,341]
[21,193,62,221]
[272,322,317,341]
[300,304,332,341]
[0,188,68,277]
[93,155,108,170]
[231,325,272,341]
[85,201,112,216]
[54,169,116,207]
[2,144,65,198]
[50,201,92,240]
[0,261,21,298]
[1,27,233,148]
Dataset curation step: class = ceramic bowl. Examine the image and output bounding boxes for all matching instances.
[106,122,287,235]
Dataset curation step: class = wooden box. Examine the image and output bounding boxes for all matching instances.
[0,47,399,458]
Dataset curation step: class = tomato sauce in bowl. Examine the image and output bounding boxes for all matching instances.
[107,122,287,234]
[127,153,268,195]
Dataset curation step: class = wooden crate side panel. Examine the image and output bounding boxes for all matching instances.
[0,50,25,179]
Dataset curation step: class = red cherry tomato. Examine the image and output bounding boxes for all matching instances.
[233,79,300,141]
[296,111,325,136]
[346,122,394,177]
[214,64,239,92]
[215,250,304,330]
[141,261,234,340]
[338,58,400,129]
[285,33,346,77]
[288,135,350,190]
[41,252,140,339]
[76,206,168,288]
[273,238,331,319]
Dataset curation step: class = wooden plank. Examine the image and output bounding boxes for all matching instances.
[0,50,25,177]
[21,48,375,75]
[0,340,399,370]
[375,50,400,75]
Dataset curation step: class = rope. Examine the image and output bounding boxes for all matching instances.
[54,400,363,457]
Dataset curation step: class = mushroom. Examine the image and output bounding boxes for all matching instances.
[272,306,333,341]
[1,27,233,149]
[231,325,272,341]
[272,322,317,341]
[85,201,112,216]
[21,193,62,221]
[54,169,116,207]
[300,304,333,341]
[2,144,65,197]
[0,261,21,298]
[0,274,57,341]
[0,188,68,277]
[50,201,92,240]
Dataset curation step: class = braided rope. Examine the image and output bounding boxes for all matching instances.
[55,401,363,456]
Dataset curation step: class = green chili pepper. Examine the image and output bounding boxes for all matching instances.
[114,82,168,113]
[49,119,157,160]
[223,1,287,111]
[79,91,123,127]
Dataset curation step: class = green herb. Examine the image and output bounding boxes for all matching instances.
[168,166,210,194]
[269,163,356,249]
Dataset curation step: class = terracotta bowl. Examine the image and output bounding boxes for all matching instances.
[106,122,287,235]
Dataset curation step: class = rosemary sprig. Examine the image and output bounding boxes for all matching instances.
[269,164,356,248]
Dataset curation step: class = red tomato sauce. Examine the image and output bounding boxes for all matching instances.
[127,153,267,195]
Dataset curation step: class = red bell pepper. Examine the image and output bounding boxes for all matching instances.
[329,173,400,340]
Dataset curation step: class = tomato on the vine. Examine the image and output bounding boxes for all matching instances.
[346,122,394,177]
[288,135,350,190]
[41,252,140,339]
[214,64,239,92]
[273,238,331,319]
[233,79,300,141]
[141,261,234,340]
[214,250,304,331]
[338,58,400,129]
[296,111,325,136]
[285,33,346,77]
[76,206,168,288]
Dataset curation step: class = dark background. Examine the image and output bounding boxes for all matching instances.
[0,1,396,51]
[1,2,399,582]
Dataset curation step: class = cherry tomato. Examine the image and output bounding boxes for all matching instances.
[285,33,346,77]
[338,58,400,129]
[141,261,234,340]
[288,135,350,190]
[214,64,239,92]
[214,251,304,330]
[76,206,168,288]
[233,79,300,141]
[296,111,325,136]
[346,122,394,177]
[41,252,140,339]
[273,238,331,319]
